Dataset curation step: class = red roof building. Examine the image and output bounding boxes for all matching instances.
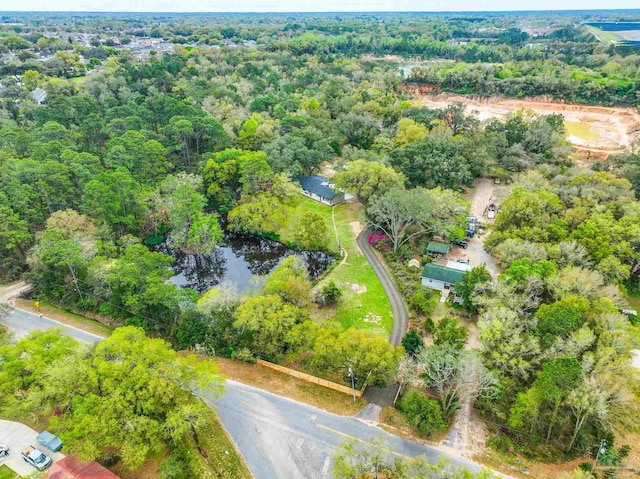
[46,455,120,479]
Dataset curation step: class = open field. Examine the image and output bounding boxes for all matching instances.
[282,195,394,336]
[586,25,623,43]
[415,93,640,153]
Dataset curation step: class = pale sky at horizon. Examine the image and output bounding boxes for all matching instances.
[1,0,639,13]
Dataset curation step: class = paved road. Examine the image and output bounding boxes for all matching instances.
[208,380,503,479]
[357,229,408,347]
[1,307,104,344]
[0,306,509,479]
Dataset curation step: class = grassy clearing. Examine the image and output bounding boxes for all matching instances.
[281,195,393,336]
[587,26,622,43]
[217,357,365,415]
[564,121,600,142]
[15,299,113,338]
[0,465,17,479]
[279,195,341,253]
[70,75,87,83]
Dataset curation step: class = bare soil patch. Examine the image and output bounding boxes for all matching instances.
[415,93,640,153]
[351,283,368,294]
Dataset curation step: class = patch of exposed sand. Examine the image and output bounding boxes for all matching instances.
[415,93,640,153]
[351,283,368,294]
[350,221,363,238]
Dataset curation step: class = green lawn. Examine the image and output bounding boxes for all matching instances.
[587,26,622,43]
[279,195,341,253]
[0,465,17,479]
[71,76,87,84]
[282,195,393,337]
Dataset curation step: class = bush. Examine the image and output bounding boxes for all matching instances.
[422,317,435,334]
[401,329,424,357]
[159,449,193,479]
[398,391,446,437]
[232,347,257,363]
[97,453,121,468]
[433,317,468,349]
[410,287,438,317]
[315,280,342,305]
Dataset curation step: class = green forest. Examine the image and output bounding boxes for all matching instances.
[0,10,639,479]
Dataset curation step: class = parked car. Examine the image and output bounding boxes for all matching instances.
[452,240,468,249]
[487,203,497,220]
[37,431,63,452]
[466,223,476,237]
[21,446,52,471]
[0,445,8,459]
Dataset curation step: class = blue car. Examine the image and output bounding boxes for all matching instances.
[36,431,63,452]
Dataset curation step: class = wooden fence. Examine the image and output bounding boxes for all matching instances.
[257,359,365,398]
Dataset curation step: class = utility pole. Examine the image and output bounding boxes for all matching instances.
[348,365,357,403]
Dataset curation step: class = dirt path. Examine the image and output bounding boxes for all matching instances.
[442,178,508,455]
[415,93,640,153]
[452,178,509,278]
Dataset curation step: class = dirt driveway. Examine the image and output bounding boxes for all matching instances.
[0,420,64,476]
[450,178,509,278]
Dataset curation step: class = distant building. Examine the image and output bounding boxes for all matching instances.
[298,175,345,206]
[31,88,47,105]
[421,263,467,292]
[46,454,120,479]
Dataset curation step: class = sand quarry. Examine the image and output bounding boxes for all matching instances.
[416,94,640,153]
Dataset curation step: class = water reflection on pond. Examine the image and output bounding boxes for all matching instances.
[152,234,334,294]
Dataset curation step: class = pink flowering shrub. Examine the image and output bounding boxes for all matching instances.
[368,232,391,250]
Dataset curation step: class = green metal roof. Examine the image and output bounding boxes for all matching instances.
[421,263,466,285]
[426,241,451,254]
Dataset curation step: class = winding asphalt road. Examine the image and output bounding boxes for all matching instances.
[357,229,409,347]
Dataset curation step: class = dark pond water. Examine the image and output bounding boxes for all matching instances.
[152,234,334,294]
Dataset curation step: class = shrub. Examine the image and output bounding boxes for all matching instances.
[316,280,342,305]
[401,329,424,358]
[232,347,257,363]
[398,391,446,437]
[422,317,435,334]
[159,449,193,479]
[368,232,391,251]
[433,317,468,349]
[410,287,438,317]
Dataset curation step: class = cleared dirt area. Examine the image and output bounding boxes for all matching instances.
[416,93,640,153]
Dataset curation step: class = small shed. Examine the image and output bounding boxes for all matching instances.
[421,263,467,292]
[426,241,451,256]
[298,175,345,206]
[407,258,421,269]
